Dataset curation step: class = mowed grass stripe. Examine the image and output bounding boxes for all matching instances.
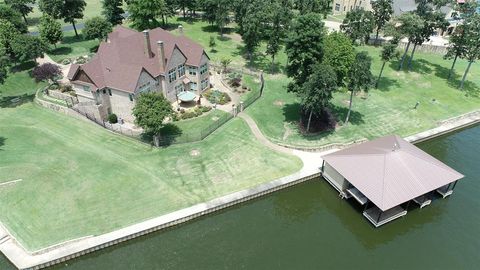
[0,103,302,251]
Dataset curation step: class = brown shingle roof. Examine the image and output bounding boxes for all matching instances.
[68,26,208,93]
[322,135,464,211]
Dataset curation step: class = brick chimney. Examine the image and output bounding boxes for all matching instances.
[143,30,153,58]
[157,41,166,71]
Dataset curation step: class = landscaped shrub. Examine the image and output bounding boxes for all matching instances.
[48,84,59,90]
[60,84,73,93]
[32,63,62,82]
[75,56,88,64]
[108,113,118,124]
[204,89,231,105]
[62,58,71,65]
[228,72,242,87]
[198,105,212,113]
[180,111,197,120]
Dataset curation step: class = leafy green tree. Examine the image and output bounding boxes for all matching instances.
[220,57,231,73]
[0,47,9,84]
[444,25,467,80]
[5,0,35,24]
[241,0,268,62]
[201,0,217,25]
[266,0,293,72]
[39,15,63,48]
[299,64,337,132]
[459,13,480,90]
[232,0,247,33]
[132,92,174,147]
[376,41,399,88]
[341,8,374,45]
[102,0,124,25]
[0,4,27,33]
[38,0,64,18]
[323,31,355,85]
[295,0,330,17]
[176,0,195,18]
[285,13,326,93]
[395,12,424,70]
[215,0,230,36]
[62,0,86,37]
[11,34,49,63]
[127,0,166,30]
[0,19,20,58]
[209,35,216,52]
[406,0,448,70]
[371,0,393,45]
[345,51,374,124]
[83,16,112,41]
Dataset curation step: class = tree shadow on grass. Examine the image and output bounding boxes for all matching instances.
[49,47,73,57]
[0,94,35,108]
[376,77,401,92]
[10,61,36,73]
[282,103,301,123]
[141,124,183,147]
[0,137,5,151]
[388,58,432,75]
[201,25,235,35]
[177,17,198,25]
[331,104,365,126]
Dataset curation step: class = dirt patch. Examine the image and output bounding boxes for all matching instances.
[274,100,285,106]
[343,99,351,106]
[419,81,431,88]
[190,149,201,157]
[211,116,219,121]
[225,32,243,43]
[282,122,293,141]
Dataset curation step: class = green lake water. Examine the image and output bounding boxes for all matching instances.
[1,125,479,269]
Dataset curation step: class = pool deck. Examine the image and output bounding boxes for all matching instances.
[1,109,479,269]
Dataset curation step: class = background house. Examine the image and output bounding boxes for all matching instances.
[67,26,210,123]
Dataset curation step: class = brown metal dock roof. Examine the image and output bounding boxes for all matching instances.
[322,135,464,211]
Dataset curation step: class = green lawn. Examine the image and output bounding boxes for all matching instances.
[26,0,109,32]
[0,102,302,251]
[0,62,46,100]
[47,32,100,63]
[161,109,230,143]
[245,46,480,147]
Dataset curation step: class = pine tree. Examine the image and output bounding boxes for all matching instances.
[102,0,124,26]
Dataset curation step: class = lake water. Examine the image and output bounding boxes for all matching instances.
[1,125,479,270]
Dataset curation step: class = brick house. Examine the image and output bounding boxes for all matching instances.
[67,26,210,123]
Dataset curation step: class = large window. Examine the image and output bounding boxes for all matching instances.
[190,82,197,91]
[200,64,208,75]
[178,64,185,77]
[82,85,90,92]
[175,84,184,93]
[168,68,177,83]
[189,66,197,75]
[201,78,209,90]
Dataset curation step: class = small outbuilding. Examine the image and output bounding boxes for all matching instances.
[321,135,464,227]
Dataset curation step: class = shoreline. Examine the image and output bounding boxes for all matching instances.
[1,109,479,270]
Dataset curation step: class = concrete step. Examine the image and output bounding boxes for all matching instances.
[0,235,10,245]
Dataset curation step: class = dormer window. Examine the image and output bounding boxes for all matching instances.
[168,68,177,83]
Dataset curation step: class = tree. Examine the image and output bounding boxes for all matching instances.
[444,25,467,80]
[0,47,9,84]
[406,0,448,70]
[345,51,374,124]
[241,0,267,62]
[266,0,293,72]
[38,0,86,37]
[39,15,63,48]
[5,0,35,24]
[376,41,399,88]
[83,16,112,41]
[11,34,49,63]
[38,0,64,19]
[62,0,87,37]
[285,13,326,93]
[102,0,124,25]
[209,35,216,52]
[220,57,231,73]
[295,0,330,18]
[176,0,195,18]
[127,0,166,30]
[132,92,174,147]
[299,64,337,132]
[371,0,393,45]
[32,63,62,83]
[395,12,424,70]
[215,0,230,36]
[341,8,374,45]
[323,31,355,85]
[0,4,27,33]
[459,13,480,90]
[0,19,20,58]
